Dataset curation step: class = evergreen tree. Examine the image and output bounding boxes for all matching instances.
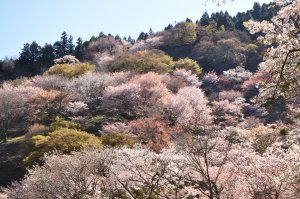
[53,41,61,58]
[200,11,210,26]
[16,41,41,75]
[186,18,193,23]
[40,43,55,71]
[53,32,69,58]
[210,13,218,25]
[223,11,235,29]
[149,28,154,35]
[235,12,246,31]
[99,32,106,38]
[127,36,135,44]
[89,35,97,42]
[215,11,225,29]
[137,32,148,40]
[251,2,261,20]
[60,31,68,56]
[164,24,174,30]
[115,35,121,41]
[75,37,85,61]
[67,35,75,55]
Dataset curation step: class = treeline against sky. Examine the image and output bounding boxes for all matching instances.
[0,2,277,80]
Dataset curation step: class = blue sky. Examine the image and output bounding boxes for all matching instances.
[0,0,272,59]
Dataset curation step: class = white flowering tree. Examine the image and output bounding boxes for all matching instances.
[0,85,36,141]
[244,0,300,103]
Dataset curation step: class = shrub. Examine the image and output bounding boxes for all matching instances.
[23,128,102,165]
[44,63,96,78]
[279,128,289,136]
[50,116,81,131]
[174,58,202,75]
[101,132,136,148]
[109,50,174,74]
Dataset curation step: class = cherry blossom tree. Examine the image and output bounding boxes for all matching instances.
[5,149,115,199]
[0,85,37,141]
[244,0,300,102]
[161,86,212,132]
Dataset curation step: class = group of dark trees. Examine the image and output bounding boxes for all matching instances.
[0,2,277,80]
[198,2,277,31]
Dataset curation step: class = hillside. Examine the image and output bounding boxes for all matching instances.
[0,0,300,198]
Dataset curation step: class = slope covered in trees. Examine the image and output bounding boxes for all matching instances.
[0,1,300,198]
[0,2,278,80]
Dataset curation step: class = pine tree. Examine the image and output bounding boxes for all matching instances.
[99,32,106,38]
[223,11,234,29]
[200,11,210,26]
[115,35,121,41]
[149,28,154,35]
[53,32,69,58]
[251,2,261,20]
[164,24,173,30]
[67,35,75,55]
[75,37,85,61]
[40,43,55,71]
[186,18,193,23]
[60,31,68,56]
[137,32,148,40]
[16,41,41,75]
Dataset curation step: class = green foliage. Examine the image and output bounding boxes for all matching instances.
[166,22,197,47]
[50,116,81,131]
[197,20,219,39]
[110,50,174,74]
[279,128,289,136]
[44,62,95,78]
[23,128,102,166]
[174,58,202,75]
[245,44,258,52]
[101,132,136,148]
[194,33,256,73]
[16,42,42,75]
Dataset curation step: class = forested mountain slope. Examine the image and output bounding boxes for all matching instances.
[0,1,299,198]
